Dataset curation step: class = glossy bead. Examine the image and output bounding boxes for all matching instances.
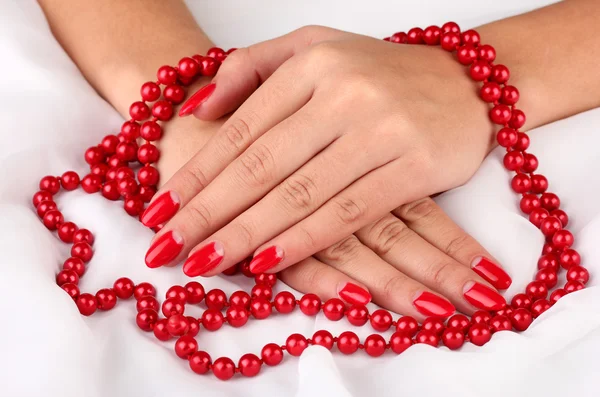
[489,104,512,125]
[535,268,558,289]
[422,25,441,45]
[124,197,144,216]
[226,305,249,328]
[39,176,60,194]
[166,313,189,336]
[470,310,492,325]
[136,295,159,312]
[162,298,185,317]
[251,285,273,301]
[370,309,393,332]
[140,121,162,141]
[73,229,94,245]
[510,293,532,309]
[43,209,63,230]
[61,283,79,299]
[206,47,227,62]
[186,317,200,337]
[441,21,460,34]
[446,314,470,333]
[153,319,171,341]
[137,144,160,164]
[184,281,205,304]
[322,298,345,321]
[415,330,439,347]
[84,147,105,165]
[490,315,512,332]
[33,191,53,207]
[111,277,134,299]
[477,44,496,62]
[81,174,102,193]
[157,65,178,85]
[515,133,530,152]
[140,81,161,102]
[151,100,174,121]
[101,180,120,201]
[136,308,158,331]
[440,32,461,51]
[133,282,156,300]
[422,317,445,335]
[461,29,480,46]
[115,142,137,162]
[100,135,119,154]
[552,230,574,251]
[406,27,424,44]
[520,194,541,214]
[76,293,97,316]
[274,291,296,313]
[250,298,272,319]
[390,32,408,44]
[129,101,150,121]
[542,242,555,255]
[189,351,212,374]
[337,331,360,355]
[503,150,524,171]
[480,82,502,103]
[540,216,562,236]
[138,166,159,186]
[255,273,278,287]
[567,265,589,284]
[212,357,235,381]
[529,208,550,228]
[223,265,239,276]
[205,289,227,310]
[37,200,57,218]
[138,186,156,203]
[525,280,548,300]
[441,328,464,350]
[163,84,185,104]
[90,164,108,179]
[511,173,531,194]
[522,153,538,173]
[390,331,413,354]
[494,307,513,318]
[238,353,261,377]
[470,61,491,81]
[540,192,560,211]
[457,45,478,65]
[396,316,419,336]
[312,330,334,350]
[299,293,321,315]
[346,304,369,326]
[468,323,492,346]
[178,57,199,77]
[530,299,551,318]
[229,290,251,309]
[509,109,526,129]
[198,56,220,77]
[500,85,519,105]
[559,249,581,269]
[165,285,188,303]
[96,288,117,311]
[261,343,284,366]
[286,334,308,356]
[510,308,533,331]
[175,335,198,359]
[60,171,80,190]
[565,280,585,293]
[550,288,567,304]
[56,269,79,286]
[364,334,387,357]
[549,209,568,227]
[491,64,510,84]
[71,242,93,262]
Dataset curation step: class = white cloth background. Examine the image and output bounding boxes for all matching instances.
[1,0,599,396]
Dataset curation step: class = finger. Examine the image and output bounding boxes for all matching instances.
[279,256,372,306]
[315,235,455,319]
[185,131,399,277]
[355,213,506,314]
[190,26,347,120]
[394,198,512,289]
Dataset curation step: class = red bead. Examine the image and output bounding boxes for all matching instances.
[468,323,492,346]
[115,167,134,182]
[221,264,237,276]
[406,27,424,44]
[490,315,512,332]
[559,249,581,269]
[346,304,369,326]
[251,285,273,301]
[133,282,156,300]
[73,229,94,245]
[522,153,539,173]
[84,147,104,165]
[40,176,60,194]
[136,295,159,312]
[189,351,212,374]
[525,280,548,300]
[162,298,185,317]
[541,192,560,211]
[480,82,502,103]
[136,309,159,331]
[446,314,470,333]
[440,32,461,51]
[286,334,308,356]
[250,298,272,319]
[503,150,524,171]
[238,353,261,377]
[33,191,53,207]
[322,298,345,321]
[489,104,512,125]
[151,100,174,121]
[477,44,496,62]
[206,47,227,62]
[90,164,108,179]
[535,268,558,289]
[470,310,492,325]
[113,277,135,299]
[100,180,119,201]
[511,293,532,309]
[509,109,526,129]
[261,343,284,366]
[166,285,188,303]
[100,135,119,154]
[441,21,460,34]
[138,186,156,203]
[116,142,138,162]
[140,121,162,141]
[76,293,97,316]
[389,331,413,354]
[198,56,220,77]
[157,65,178,85]
[501,85,519,105]
[299,293,321,315]
[552,229,574,250]
[370,309,393,332]
[274,291,296,313]
[175,335,198,359]
[205,289,227,310]
[396,316,419,336]
[129,101,150,121]
[138,166,159,186]
[81,174,102,193]
[550,209,568,227]
[540,216,562,236]
[140,81,161,102]
[137,144,160,164]
[494,307,513,318]
[422,317,446,335]
[96,288,117,311]
[390,32,408,44]
[226,305,249,327]
[456,45,478,65]
[153,319,172,341]
[71,242,93,262]
[491,64,510,84]
[337,331,360,355]
[511,173,531,194]
[550,288,567,304]
[312,330,334,350]
[565,280,585,293]
[470,61,492,81]
[530,299,551,318]
[254,273,278,287]
[460,29,480,46]
[124,197,144,216]
[163,84,185,104]
[441,328,464,350]
[229,290,250,308]
[187,316,200,337]
[56,269,79,286]
[61,283,79,299]
[60,171,80,190]
[43,209,63,230]
[364,334,387,357]
[166,314,190,336]
[212,357,235,381]
[422,25,441,45]
[37,200,57,218]
[529,208,549,228]
[121,121,141,141]
[415,330,439,347]
[567,265,589,284]
[520,194,541,214]
[542,242,555,255]
[178,57,199,78]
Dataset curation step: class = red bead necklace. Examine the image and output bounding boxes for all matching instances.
[34,22,588,381]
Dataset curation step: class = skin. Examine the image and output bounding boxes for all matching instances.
[39,0,600,316]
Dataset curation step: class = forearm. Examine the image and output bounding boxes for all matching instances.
[478,0,600,131]
[38,0,213,117]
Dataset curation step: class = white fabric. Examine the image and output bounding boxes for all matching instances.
[1,0,599,396]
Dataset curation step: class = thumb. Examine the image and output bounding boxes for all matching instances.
[182,25,347,120]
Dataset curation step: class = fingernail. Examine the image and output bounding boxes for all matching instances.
[182,241,224,277]
[337,282,372,305]
[463,281,506,311]
[141,191,180,228]
[179,83,216,117]
[472,257,512,290]
[412,291,455,318]
[145,230,184,268]
[249,246,284,274]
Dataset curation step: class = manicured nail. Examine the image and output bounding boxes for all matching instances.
[145,230,184,268]
[179,83,216,116]
[337,282,372,305]
[412,291,455,318]
[182,241,224,277]
[249,246,284,274]
[472,257,512,290]
[463,281,506,311]
[141,191,180,228]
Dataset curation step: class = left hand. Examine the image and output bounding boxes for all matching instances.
[146,25,495,277]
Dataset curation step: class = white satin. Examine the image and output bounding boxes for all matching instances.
[1,1,599,396]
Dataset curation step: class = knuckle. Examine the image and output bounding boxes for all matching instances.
[320,236,362,263]
[185,199,213,230]
[428,262,456,290]
[366,216,410,256]
[396,198,437,223]
[236,144,274,187]
[442,234,471,258]
[278,174,318,212]
[296,261,329,291]
[380,275,406,302]
[298,226,319,251]
[229,221,255,249]
[308,41,343,64]
[331,196,368,226]
[220,117,254,153]
[179,162,209,192]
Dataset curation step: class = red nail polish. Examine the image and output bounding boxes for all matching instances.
[337,282,372,305]
[182,242,224,277]
[145,230,184,268]
[413,291,455,318]
[249,246,284,274]
[179,83,216,116]
[141,191,180,228]
[472,257,512,290]
[463,282,506,311]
